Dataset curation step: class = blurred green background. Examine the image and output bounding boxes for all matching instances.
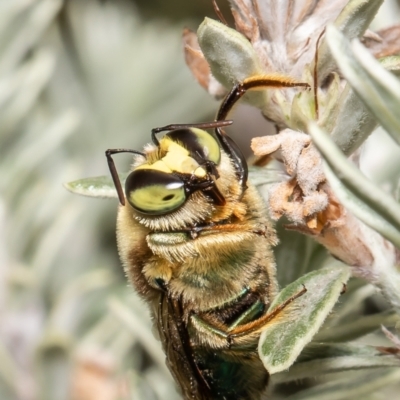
[1,1,400,400]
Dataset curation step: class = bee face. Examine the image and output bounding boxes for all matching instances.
[123,128,244,232]
[126,128,219,214]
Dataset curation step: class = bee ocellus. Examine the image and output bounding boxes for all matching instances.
[106,76,309,399]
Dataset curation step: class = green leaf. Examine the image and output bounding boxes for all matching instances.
[64,174,127,199]
[328,83,377,155]
[36,335,71,400]
[380,55,400,75]
[259,265,350,374]
[323,163,400,249]
[308,123,400,248]
[274,342,400,384]
[197,17,263,87]
[274,222,328,288]
[107,297,167,371]
[248,166,288,187]
[315,310,399,342]
[197,17,267,108]
[326,25,400,146]
[0,0,63,75]
[318,0,384,80]
[284,369,400,400]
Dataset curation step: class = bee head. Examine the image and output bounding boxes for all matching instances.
[106,119,247,229]
[125,127,224,216]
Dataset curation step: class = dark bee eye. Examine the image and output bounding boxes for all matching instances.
[166,128,221,165]
[125,169,186,215]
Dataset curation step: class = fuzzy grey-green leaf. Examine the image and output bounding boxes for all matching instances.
[259,265,350,374]
[317,0,384,80]
[329,83,376,155]
[380,56,400,75]
[64,175,127,199]
[326,25,400,146]
[315,310,399,343]
[308,122,400,246]
[197,17,267,108]
[274,342,400,384]
[197,17,263,87]
[323,163,400,249]
[284,369,400,400]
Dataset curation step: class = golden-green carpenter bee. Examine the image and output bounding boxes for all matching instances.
[106,76,309,399]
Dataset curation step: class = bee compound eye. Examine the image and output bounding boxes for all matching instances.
[166,128,221,165]
[125,169,186,215]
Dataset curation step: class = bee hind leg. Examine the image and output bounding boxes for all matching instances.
[227,285,307,343]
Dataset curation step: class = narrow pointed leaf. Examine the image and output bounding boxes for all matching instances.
[315,310,399,342]
[274,342,400,384]
[308,123,400,245]
[274,224,326,288]
[259,265,350,374]
[318,0,384,80]
[64,174,127,199]
[323,163,400,249]
[329,83,376,155]
[380,55,400,75]
[0,0,63,74]
[36,341,71,400]
[327,25,400,145]
[284,369,400,400]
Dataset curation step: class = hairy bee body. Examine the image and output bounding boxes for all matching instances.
[116,138,278,399]
[106,76,310,399]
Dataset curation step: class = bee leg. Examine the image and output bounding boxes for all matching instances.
[227,285,307,342]
[190,314,231,349]
[227,300,265,331]
[217,75,310,121]
[143,258,173,290]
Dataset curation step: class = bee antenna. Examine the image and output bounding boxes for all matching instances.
[105,148,145,206]
[214,75,310,191]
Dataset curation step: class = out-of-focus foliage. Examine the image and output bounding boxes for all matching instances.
[0,0,214,399]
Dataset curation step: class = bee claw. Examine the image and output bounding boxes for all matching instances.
[155,278,168,292]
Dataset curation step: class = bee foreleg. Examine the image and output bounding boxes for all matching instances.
[143,258,173,290]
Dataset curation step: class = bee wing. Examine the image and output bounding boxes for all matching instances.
[156,293,212,400]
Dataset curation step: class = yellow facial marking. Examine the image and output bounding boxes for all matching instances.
[135,160,171,173]
[162,150,200,174]
[137,137,207,176]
